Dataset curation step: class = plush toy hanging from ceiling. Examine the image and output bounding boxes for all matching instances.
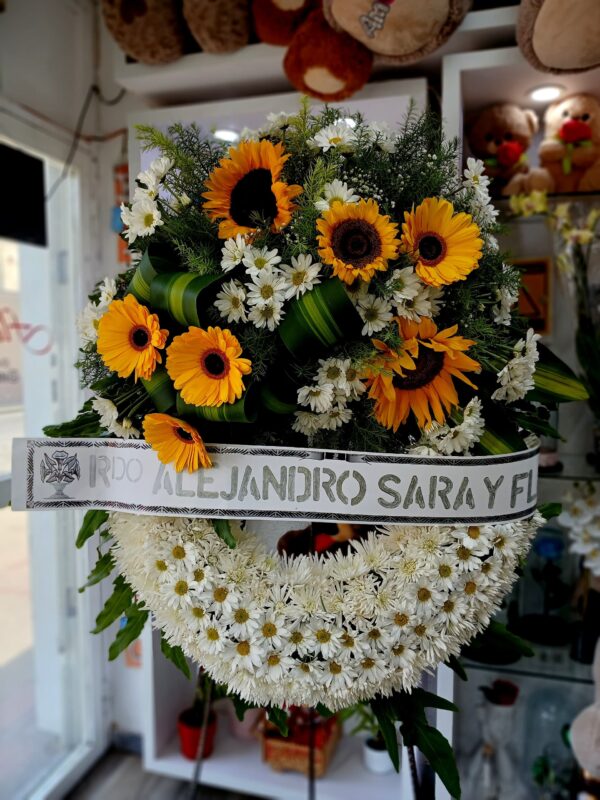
[183,0,250,54]
[258,0,473,101]
[517,0,600,73]
[101,0,188,65]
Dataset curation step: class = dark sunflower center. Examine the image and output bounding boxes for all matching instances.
[202,350,228,378]
[175,427,194,442]
[331,219,381,268]
[417,232,446,265]
[229,168,277,228]
[130,326,150,349]
[393,348,444,390]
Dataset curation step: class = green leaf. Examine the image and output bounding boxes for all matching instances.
[43,410,104,438]
[160,634,191,679]
[412,722,461,799]
[446,654,468,682]
[267,707,289,737]
[529,343,589,403]
[476,422,526,455]
[371,700,400,772]
[92,575,132,633]
[539,502,562,521]
[76,510,109,548]
[231,694,258,722]
[511,412,561,440]
[412,689,459,714]
[212,519,236,548]
[315,703,335,718]
[108,604,148,661]
[79,551,115,593]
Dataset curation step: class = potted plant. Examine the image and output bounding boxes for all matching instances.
[177,669,218,761]
[339,703,398,775]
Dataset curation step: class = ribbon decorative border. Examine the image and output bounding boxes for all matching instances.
[12,438,539,525]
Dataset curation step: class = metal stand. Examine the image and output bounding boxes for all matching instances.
[187,672,213,800]
[407,744,421,799]
[308,708,316,800]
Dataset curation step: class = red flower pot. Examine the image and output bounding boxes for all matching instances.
[177,708,217,760]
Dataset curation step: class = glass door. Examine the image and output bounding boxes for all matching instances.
[0,114,107,800]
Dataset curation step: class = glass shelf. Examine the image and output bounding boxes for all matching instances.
[538,454,600,483]
[463,646,593,685]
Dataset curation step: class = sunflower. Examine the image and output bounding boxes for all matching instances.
[317,199,400,285]
[203,140,302,239]
[97,294,168,382]
[143,414,212,473]
[366,317,480,431]
[166,326,252,407]
[400,197,483,287]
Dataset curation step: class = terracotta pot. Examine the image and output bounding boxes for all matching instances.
[177,708,217,760]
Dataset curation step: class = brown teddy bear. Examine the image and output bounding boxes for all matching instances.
[518,0,600,74]
[102,0,187,65]
[284,8,374,101]
[539,93,600,194]
[466,103,553,196]
[252,0,319,46]
[184,0,250,54]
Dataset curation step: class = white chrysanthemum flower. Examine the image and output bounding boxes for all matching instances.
[317,405,353,430]
[239,127,260,141]
[344,363,366,399]
[110,417,141,440]
[221,234,248,273]
[91,398,140,439]
[364,121,395,152]
[214,279,247,323]
[199,623,226,654]
[172,192,191,213]
[358,294,393,336]
[148,155,174,181]
[451,524,494,555]
[394,283,433,321]
[309,622,341,659]
[121,197,163,243]
[264,111,295,132]
[256,615,289,650]
[423,397,485,455]
[292,410,323,436]
[135,167,160,197]
[345,279,369,306]
[492,275,519,326]
[281,254,321,299]
[77,305,103,346]
[322,658,357,690]
[315,180,360,212]
[248,301,284,331]
[492,329,540,403]
[316,358,350,391]
[463,158,490,192]
[297,383,335,413]
[246,267,287,307]
[309,122,356,152]
[387,267,421,303]
[259,652,295,683]
[226,638,264,670]
[99,277,117,305]
[91,396,118,429]
[243,246,282,275]
[426,286,444,317]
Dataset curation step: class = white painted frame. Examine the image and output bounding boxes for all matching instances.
[0,96,110,798]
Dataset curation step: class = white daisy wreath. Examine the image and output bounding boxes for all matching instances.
[112,511,541,710]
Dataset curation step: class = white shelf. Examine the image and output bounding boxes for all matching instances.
[147,717,410,800]
[114,8,518,103]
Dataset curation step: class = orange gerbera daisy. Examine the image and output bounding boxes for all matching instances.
[143,414,212,472]
[97,294,168,382]
[166,326,252,407]
[317,199,400,284]
[401,197,483,287]
[366,317,480,431]
[203,140,302,239]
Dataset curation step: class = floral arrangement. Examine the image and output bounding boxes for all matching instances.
[510,193,600,428]
[560,483,600,575]
[47,105,588,793]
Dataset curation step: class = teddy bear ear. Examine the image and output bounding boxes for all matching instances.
[101,0,187,65]
[523,109,540,136]
[183,0,250,54]
[284,8,373,101]
[517,0,600,73]
[252,0,319,46]
[324,0,472,64]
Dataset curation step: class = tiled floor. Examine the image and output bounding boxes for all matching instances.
[67,750,258,800]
